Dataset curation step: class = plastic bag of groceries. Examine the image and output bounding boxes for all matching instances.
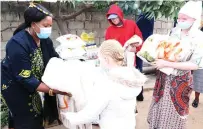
[123,35,143,67]
[55,34,87,60]
[80,32,95,45]
[137,34,194,75]
[80,31,98,60]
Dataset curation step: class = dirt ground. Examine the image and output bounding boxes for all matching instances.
[47,90,203,129]
[3,75,203,129]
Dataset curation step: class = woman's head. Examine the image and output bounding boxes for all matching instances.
[14,3,53,39]
[177,1,202,30]
[98,40,125,70]
[177,13,196,30]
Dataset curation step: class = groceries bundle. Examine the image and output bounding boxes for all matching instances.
[123,35,143,67]
[137,34,194,75]
[81,32,98,60]
[55,34,98,60]
[55,34,87,60]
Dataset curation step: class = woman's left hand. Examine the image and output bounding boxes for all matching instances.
[152,59,169,69]
[130,42,141,47]
[127,45,137,52]
[53,89,72,97]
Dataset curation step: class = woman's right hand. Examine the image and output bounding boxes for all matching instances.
[53,89,72,97]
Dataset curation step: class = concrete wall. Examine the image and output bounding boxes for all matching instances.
[1,2,174,60]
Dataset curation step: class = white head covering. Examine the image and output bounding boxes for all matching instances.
[178,1,202,34]
[179,1,202,20]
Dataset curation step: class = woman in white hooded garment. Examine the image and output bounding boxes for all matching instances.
[147,1,203,129]
[60,39,147,129]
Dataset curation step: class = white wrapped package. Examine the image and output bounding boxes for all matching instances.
[42,57,96,129]
[123,35,142,67]
[137,34,195,75]
[55,34,87,60]
[55,45,86,60]
[42,57,96,107]
[56,34,86,49]
[137,34,169,62]
[137,34,174,75]
[123,34,143,49]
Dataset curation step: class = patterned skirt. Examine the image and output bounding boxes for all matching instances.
[147,75,188,129]
[193,69,203,93]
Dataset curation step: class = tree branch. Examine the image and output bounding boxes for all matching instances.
[56,1,61,17]
[61,4,93,21]
[1,26,17,32]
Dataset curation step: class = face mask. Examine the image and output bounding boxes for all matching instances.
[177,21,193,30]
[35,23,52,39]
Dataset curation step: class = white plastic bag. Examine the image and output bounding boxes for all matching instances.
[55,34,87,60]
[56,34,86,49]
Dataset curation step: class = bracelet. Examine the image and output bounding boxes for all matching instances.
[49,89,54,96]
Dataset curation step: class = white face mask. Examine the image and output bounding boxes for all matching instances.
[177,21,193,30]
[35,23,52,39]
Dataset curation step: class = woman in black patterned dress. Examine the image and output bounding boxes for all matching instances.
[1,3,69,129]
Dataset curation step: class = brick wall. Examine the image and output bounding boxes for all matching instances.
[0,2,175,60]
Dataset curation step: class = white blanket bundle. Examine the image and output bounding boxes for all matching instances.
[42,57,97,129]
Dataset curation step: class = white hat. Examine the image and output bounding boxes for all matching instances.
[108,14,118,19]
[179,1,202,20]
[179,1,202,35]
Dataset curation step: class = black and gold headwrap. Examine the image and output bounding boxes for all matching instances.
[28,2,53,16]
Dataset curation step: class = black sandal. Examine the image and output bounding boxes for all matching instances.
[192,99,199,108]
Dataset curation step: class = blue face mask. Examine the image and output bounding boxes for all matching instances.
[35,23,52,39]
[177,21,193,30]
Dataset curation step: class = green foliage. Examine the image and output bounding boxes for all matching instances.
[37,0,186,20]
[1,94,9,128]
[93,1,111,11]
[139,0,186,19]
[117,1,140,15]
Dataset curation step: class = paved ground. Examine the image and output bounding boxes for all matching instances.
[3,75,203,129]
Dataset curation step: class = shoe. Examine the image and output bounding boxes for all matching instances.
[137,95,144,101]
[192,99,199,108]
[137,87,144,101]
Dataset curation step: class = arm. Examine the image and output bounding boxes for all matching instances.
[154,59,199,71]
[165,44,203,70]
[7,41,62,94]
[61,82,109,126]
[165,61,198,70]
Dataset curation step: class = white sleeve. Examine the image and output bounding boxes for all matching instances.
[61,82,110,126]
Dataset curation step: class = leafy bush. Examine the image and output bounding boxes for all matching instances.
[1,94,9,128]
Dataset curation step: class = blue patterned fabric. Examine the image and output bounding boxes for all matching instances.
[1,30,59,129]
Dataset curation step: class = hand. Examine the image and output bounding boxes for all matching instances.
[53,89,72,97]
[130,42,141,47]
[152,59,169,69]
[126,45,137,52]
